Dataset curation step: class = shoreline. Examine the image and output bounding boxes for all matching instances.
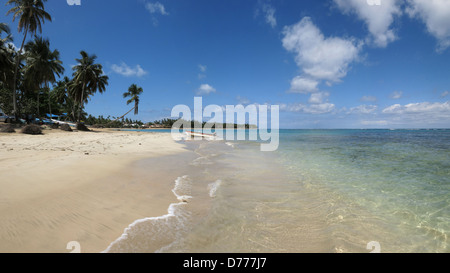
[0,128,190,253]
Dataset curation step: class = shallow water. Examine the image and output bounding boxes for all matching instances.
[274,129,450,253]
[106,129,450,253]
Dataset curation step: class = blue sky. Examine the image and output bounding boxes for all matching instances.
[2,0,450,128]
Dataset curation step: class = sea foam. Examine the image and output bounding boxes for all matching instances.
[102,175,193,253]
[208,180,222,198]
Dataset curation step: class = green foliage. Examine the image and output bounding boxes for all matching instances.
[6,0,53,115]
[70,50,109,122]
[0,87,13,114]
[6,0,52,35]
[123,84,143,116]
[84,115,144,128]
[23,36,64,91]
[2,1,111,123]
[159,118,256,129]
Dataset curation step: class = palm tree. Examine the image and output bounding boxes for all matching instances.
[0,23,10,36]
[6,0,52,117]
[0,23,14,92]
[0,23,12,69]
[53,76,76,120]
[23,36,64,118]
[123,84,143,115]
[108,84,144,124]
[70,50,109,122]
[0,24,14,113]
[1,44,22,115]
[53,76,70,105]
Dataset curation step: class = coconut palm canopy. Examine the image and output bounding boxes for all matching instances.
[6,0,51,35]
[0,22,11,54]
[123,84,144,116]
[23,36,64,117]
[6,0,52,115]
[23,36,64,90]
[0,23,13,83]
[70,50,109,122]
[52,76,71,105]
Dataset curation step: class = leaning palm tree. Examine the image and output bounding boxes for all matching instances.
[23,36,64,118]
[6,0,52,117]
[108,84,144,123]
[123,84,143,115]
[70,50,109,122]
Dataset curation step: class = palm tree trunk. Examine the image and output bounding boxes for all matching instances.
[12,26,28,119]
[78,81,86,123]
[72,102,76,122]
[48,84,52,120]
[110,106,136,123]
[37,91,40,117]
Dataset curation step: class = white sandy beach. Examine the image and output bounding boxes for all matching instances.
[0,128,189,253]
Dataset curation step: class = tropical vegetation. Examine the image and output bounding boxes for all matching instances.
[70,51,108,122]
[1,0,113,126]
[1,1,251,130]
[6,0,52,117]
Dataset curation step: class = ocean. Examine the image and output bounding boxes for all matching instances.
[105,129,450,253]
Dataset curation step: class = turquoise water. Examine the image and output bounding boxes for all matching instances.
[274,129,450,252]
[109,129,449,253]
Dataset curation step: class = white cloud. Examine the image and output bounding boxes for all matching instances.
[380,101,450,126]
[282,17,362,84]
[236,96,250,105]
[196,84,217,95]
[360,95,378,102]
[334,0,402,48]
[145,2,169,15]
[198,64,207,73]
[256,1,277,28]
[309,92,330,104]
[382,104,402,114]
[198,64,207,79]
[111,62,148,77]
[406,0,450,52]
[280,102,336,114]
[441,91,449,98]
[348,104,378,114]
[6,42,19,52]
[288,76,319,94]
[351,101,450,127]
[304,103,336,114]
[262,3,277,28]
[390,91,403,99]
[382,101,450,115]
[361,120,389,126]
